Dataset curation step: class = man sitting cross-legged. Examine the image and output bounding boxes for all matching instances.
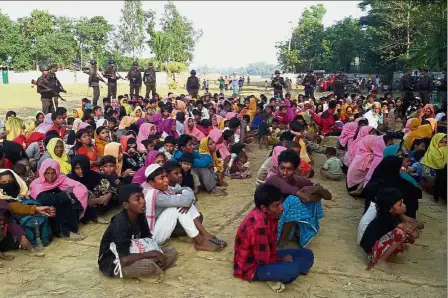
[233,184,314,293]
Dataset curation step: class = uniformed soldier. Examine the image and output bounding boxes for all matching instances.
[334,69,347,99]
[302,70,317,99]
[438,67,447,107]
[127,61,142,98]
[103,59,118,99]
[417,69,432,105]
[88,60,101,106]
[48,64,65,109]
[143,62,157,99]
[36,65,56,114]
[271,70,286,98]
[401,68,414,112]
[186,70,200,98]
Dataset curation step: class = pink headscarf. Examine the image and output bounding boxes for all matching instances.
[346,135,376,188]
[132,150,165,184]
[213,115,224,129]
[78,122,91,131]
[266,146,287,179]
[184,118,205,141]
[348,126,373,165]
[29,159,88,218]
[226,112,237,120]
[137,123,156,153]
[364,136,387,185]
[36,113,53,134]
[209,128,230,160]
[338,122,358,148]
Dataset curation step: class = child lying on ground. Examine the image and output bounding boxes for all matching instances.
[360,187,424,272]
[320,147,343,181]
[98,184,178,278]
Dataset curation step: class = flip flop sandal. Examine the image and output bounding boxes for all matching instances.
[210,236,227,247]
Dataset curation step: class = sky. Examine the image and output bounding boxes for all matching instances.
[1,1,366,68]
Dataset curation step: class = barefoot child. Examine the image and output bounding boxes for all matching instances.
[233,184,314,293]
[98,184,178,278]
[320,147,343,181]
[360,187,424,271]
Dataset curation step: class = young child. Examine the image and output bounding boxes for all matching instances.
[267,119,281,145]
[75,129,100,171]
[229,144,251,179]
[179,153,200,194]
[408,138,426,162]
[257,114,270,149]
[409,150,426,183]
[233,184,314,293]
[276,106,289,126]
[320,147,343,181]
[360,187,424,272]
[98,184,178,278]
[159,136,176,160]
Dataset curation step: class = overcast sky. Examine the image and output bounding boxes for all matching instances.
[1,1,366,68]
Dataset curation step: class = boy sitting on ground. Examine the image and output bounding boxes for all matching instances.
[320,147,343,181]
[233,184,314,293]
[179,153,200,194]
[98,184,177,278]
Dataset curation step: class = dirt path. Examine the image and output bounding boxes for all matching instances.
[1,145,446,298]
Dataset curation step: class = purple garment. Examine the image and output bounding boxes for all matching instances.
[160,119,179,138]
[150,113,163,133]
[132,150,164,184]
[0,200,25,238]
[135,118,146,128]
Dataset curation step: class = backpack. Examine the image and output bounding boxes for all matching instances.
[19,200,53,247]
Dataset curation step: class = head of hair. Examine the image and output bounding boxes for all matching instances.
[375,187,403,216]
[325,147,337,156]
[231,143,246,155]
[328,100,337,110]
[176,111,186,122]
[278,149,300,168]
[55,107,67,115]
[413,149,426,162]
[242,115,250,123]
[290,121,305,133]
[382,134,394,145]
[177,134,193,150]
[222,129,234,141]
[254,184,282,208]
[13,163,27,176]
[118,184,143,204]
[99,155,116,166]
[154,141,164,151]
[95,125,107,136]
[200,119,211,128]
[163,161,181,173]
[228,118,241,129]
[164,136,176,145]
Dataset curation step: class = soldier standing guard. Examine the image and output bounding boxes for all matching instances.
[36,65,56,114]
[401,68,415,113]
[143,62,157,99]
[271,70,286,98]
[302,70,316,100]
[334,69,347,99]
[103,59,118,99]
[418,69,432,105]
[48,64,65,110]
[88,60,101,106]
[127,61,142,98]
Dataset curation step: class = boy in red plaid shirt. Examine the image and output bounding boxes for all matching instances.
[233,184,314,293]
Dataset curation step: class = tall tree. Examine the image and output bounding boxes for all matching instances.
[118,0,147,59]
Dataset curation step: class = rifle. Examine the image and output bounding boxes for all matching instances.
[84,69,107,85]
[31,79,66,101]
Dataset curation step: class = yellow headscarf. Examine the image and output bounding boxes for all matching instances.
[131,106,144,119]
[403,123,433,151]
[118,116,137,130]
[94,129,109,157]
[0,169,29,200]
[421,133,447,170]
[47,138,71,174]
[5,116,24,141]
[199,137,224,173]
[120,98,131,115]
[104,142,123,176]
[246,97,257,121]
[73,108,84,119]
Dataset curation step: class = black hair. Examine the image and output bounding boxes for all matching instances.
[95,125,107,136]
[328,100,337,110]
[325,147,337,156]
[147,135,159,143]
[290,121,305,133]
[254,184,282,208]
[146,166,165,182]
[55,107,67,115]
[176,111,186,122]
[177,134,193,149]
[108,117,118,124]
[94,106,102,112]
[382,134,394,145]
[66,117,75,126]
[164,136,176,145]
[103,98,111,104]
[413,149,426,162]
[231,143,246,155]
[82,109,94,121]
[192,109,201,116]
[357,119,369,127]
[223,129,234,141]
[200,119,211,128]
[163,161,181,173]
[228,118,241,129]
[279,131,294,141]
[410,138,425,151]
[13,163,27,176]
[242,115,250,123]
[118,184,143,204]
[196,99,204,105]
[75,129,89,140]
[51,111,63,121]
[180,153,194,164]
[375,187,403,216]
[154,141,164,150]
[141,139,153,149]
[278,149,300,168]
[99,155,117,166]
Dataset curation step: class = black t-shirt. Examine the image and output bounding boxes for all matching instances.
[98,210,151,276]
[360,214,401,253]
[258,122,269,137]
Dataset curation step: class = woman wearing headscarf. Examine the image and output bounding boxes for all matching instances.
[265,148,331,247]
[68,155,115,224]
[132,150,166,184]
[418,104,435,120]
[363,137,393,186]
[245,96,257,121]
[171,100,186,118]
[120,98,131,116]
[211,114,225,130]
[121,135,145,174]
[160,111,178,138]
[103,142,123,178]
[184,117,205,143]
[199,136,225,186]
[347,126,375,166]
[1,140,27,169]
[29,159,88,240]
[208,128,231,163]
[131,106,144,119]
[94,126,110,157]
[420,133,447,193]
[35,113,53,134]
[73,108,84,120]
[402,119,433,151]
[37,138,71,174]
[136,123,156,153]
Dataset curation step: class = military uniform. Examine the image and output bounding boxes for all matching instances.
[89,64,101,106]
[302,73,316,99]
[127,62,142,98]
[334,72,347,99]
[186,70,199,98]
[438,71,447,107]
[418,72,432,105]
[103,62,118,99]
[47,68,63,111]
[143,65,157,99]
[271,74,286,98]
[36,66,56,114]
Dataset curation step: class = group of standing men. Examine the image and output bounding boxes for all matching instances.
[36,64,66,114]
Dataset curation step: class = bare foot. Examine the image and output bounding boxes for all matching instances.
[210,188,228,196]
[0,252,14,261]
[29,248,45,257]
[266,281,285,293]
[93,216,110,224]
[194,240,223,252]
[65,232,86,241]
[374,260,391,273]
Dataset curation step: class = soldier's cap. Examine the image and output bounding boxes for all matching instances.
[274,70,280,74]
[148,62,154,66]
[40,64,50,71]
[190,70,196,75]
[109,59,115,64]
[90,59,97,65]
[133,61,139,66]
[49,64,58,69]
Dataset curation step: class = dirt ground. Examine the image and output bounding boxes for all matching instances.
[0,139,446,298]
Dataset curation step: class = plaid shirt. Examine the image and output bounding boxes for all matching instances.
[233,208,279,281]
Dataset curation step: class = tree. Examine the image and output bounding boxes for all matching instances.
[275,41,299,73]
[117,0,147,59]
